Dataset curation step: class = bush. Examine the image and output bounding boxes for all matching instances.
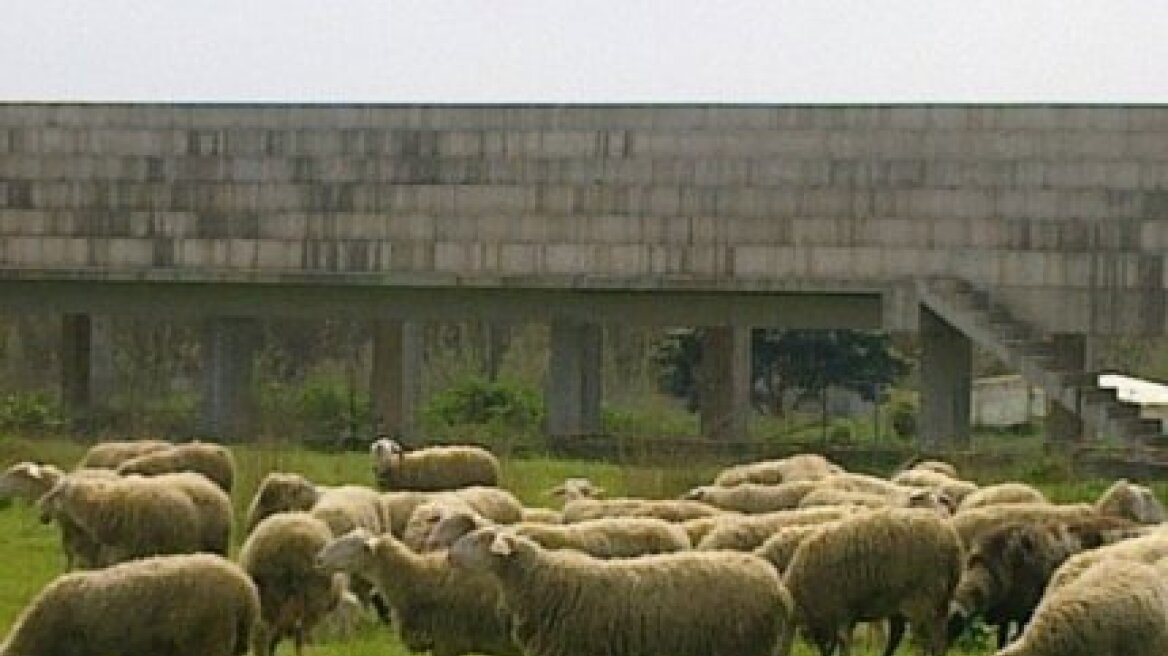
[422,377,544,441]
[890,400,918,440]
[0,392,65,433]
[259,374,371,445]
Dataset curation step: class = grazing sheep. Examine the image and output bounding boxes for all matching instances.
[3,464,115,569]
[906,459,960,479]
[1095,478,1166,524]
[239,512,346,656]
[1046,527,1168,592]
[818,472,908,499]
[117,441,236,494]
[797,488,897,510]
[753,523,836,575]
[425,509,691,557]
[402,487,525,551]
[682,481,819,513]
[994,557,1168,656]
[713,453,840,487]
[561,497,721,524]
[948,521,1091,649]
[958,483,1048,511]
[0,553,258,656]
[448,526,796,656]
[310,485,387,537]
[37,473,204,567]
[890,468,978,506]
[697,506,854,551]
[317,528,520,656]
[75,439,172,469]
[244,472,322,533]
[520,507,562,523]
[153,472,233,555]
[370,439,500,491]
[378,490,438,537]
[783,508,961,656]
[546,477,607,503]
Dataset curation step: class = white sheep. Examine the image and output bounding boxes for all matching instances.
[783,508,962,656]
[546,477,607,503]
[316,528,520,656]
[0,553,259,656]
[1046,527,1168,592]
[370,439,500,491]
[682,481,819,513]
[424,509,691,557]
[713,453,841,487]
[448,526,796,656]
[560,497,721,523]
[958,483,1048,511]
[74,439,172,469]
[994,557,1168,656]
[116,441,236,494]
[239,512,346,656]
[697,506,855,551]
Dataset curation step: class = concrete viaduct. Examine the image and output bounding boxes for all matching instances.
[0,104,1165,447]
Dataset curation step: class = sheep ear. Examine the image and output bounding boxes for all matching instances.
[547,485,566,498]
[488,532,515,556]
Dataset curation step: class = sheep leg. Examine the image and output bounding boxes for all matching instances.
[996,622,1012,649]
[881,615,906,656]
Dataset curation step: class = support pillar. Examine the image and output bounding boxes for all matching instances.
[698,326,751,441]
[371,319,422,441]
[546,319,602,438]
[919,308,972,449]
[61,314,113,430]
[1046,333,1088,444]
[199,317,260,440]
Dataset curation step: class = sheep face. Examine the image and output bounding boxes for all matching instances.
[316,529,376,574]
[0,462,58,501]
[546,478,606,503]
[369,439,404,475]
[680,486,708,502]
[424,511,480,552]
[448,527,515,573]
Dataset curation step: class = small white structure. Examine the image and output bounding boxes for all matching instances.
[1098,373,1168,432]
[971,375,1046,428]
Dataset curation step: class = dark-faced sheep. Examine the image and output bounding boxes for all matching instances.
[783,508,962,656]
[994,557,1168,656]
[370,439,500,491]
[448,526,796,656]
[239,512,345,656]
[317,528,519,656]
[116,441,236,494]
[0,553,258,656]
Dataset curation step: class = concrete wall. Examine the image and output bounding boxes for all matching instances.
[1,105,1166,333]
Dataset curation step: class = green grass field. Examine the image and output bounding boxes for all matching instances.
[0,434,1147,655]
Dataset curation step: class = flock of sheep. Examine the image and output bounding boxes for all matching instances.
[1,438,1167,656]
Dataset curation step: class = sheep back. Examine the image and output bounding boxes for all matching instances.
[950,503,1098,548]
[958,483,1048,511]
[684,481,819,513]
[75,439,172,469]
[560,498,721,524]
[244,472,321,533]
[697,506,853,551]
[0,553,258,656]
[713,453,839,487]
[117,442,236,494]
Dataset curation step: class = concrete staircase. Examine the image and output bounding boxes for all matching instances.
[916,278,1164,445]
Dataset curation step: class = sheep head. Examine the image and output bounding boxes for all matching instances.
[317,528,377,574]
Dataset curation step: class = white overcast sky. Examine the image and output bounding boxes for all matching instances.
[2,1,1166,103]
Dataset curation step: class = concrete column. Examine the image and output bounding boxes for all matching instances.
[60,314,115,429]
[919,307,972,449]
[546,319,602,438]
[61,314,93,423]
[698,326,751,441]
[1046,333,1088,444]
[199,317,260,440]
[371,319,422,441]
